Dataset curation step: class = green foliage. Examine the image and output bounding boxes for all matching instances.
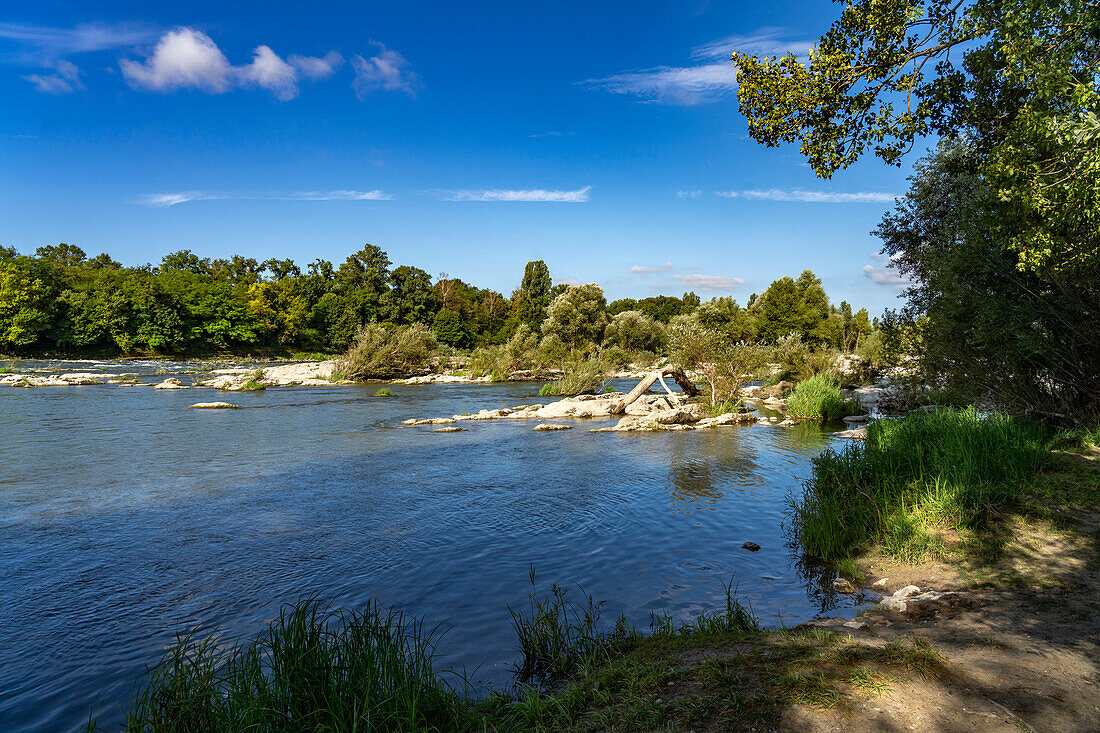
[432,308,468,347]
[238,369,267,392]
[786,372,862,421]
[539,358,611,396]
[105,598,475,732]
[790,409,1052,561]
[541,283,609,351]
[334,323,440,380]
[601,309,667,352]
[669,316,769,405]
[878,142,1100,418]
[374,387,392,396]
[734,0,1099,273]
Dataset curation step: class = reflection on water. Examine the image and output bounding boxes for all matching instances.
[0,360,862,732]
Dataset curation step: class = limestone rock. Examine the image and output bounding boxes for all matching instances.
[434,426,467,432]
[532,423,572,431]
[188,402,240,409]
[843,414,872,424]
[154,378,188,390]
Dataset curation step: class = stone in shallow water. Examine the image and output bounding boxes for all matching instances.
[742,541,761,552]
[532,423,572,431]
[188,402,240,409]
[833,578,857,594]
[434,426,467,432]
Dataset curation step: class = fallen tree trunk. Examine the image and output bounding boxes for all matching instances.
[610,366,700,414]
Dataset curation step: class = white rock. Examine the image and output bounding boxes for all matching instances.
[893,585,921,598]
[188,402,240,409]
[532,423,572,431]
[871,578,889,588]
[153,378,188,390]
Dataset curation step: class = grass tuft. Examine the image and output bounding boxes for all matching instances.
[786,371,863,421]
[789,408,1051,562]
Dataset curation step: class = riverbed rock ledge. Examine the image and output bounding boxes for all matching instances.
[153,378,188,390]
[188,402,240,409]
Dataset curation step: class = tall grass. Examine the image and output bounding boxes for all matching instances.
[100,598,475,733]
[790,409,1051,562]
[786,372,862,421]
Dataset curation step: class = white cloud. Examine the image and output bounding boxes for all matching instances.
[528,131,573,138]
[630,262,673,274]
[0,21,159,60]
[351,43,419,98]
[671,274,746,291]
[289,51,343,80]
[120,28,235,93]
[583,28,811,105]
[133,190,392,207]
[556,277,583,286]
[716,189,897,203]
[23,59,83,94]
[677,190,703,198]
[429,186,591,202]
[119,28,343,100]
[863,253,912,290]
[690,28,813,61]
[240,45,299,100]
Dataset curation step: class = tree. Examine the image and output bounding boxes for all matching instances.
[0,257,58,348]
[754,277,803,343]
[383,266,438,324]
[541,283,608,351]
[733,0,1099,273]
[877,141,1100,416]
[160,250,211,274]
[337,244,391,293]
[602,310,667,353]
[432,308,468,347]
[514,260,552,331]
[36,243,86,266]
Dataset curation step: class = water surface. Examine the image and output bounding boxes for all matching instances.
[0,360,865,732]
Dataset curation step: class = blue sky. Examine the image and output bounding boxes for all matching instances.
[2,1,916,314]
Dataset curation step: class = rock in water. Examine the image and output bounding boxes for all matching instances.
[832,578,857,594]
[532,423,572,431]
[188,402,240,409]
[153,378,188,390]
[742,541,761,552]
[434,426,467,432]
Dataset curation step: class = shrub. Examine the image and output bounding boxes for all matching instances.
[540,358,610,396]
[469,324,540,380]
[669,316,767,405]
[789,409,1051,562]
[541,284,609,351]
[770,333,836,382]
[602,310,667,353]
[786,372,862,421]
[333,323,439,380]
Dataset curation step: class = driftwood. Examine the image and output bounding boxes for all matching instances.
[610,366,700,414]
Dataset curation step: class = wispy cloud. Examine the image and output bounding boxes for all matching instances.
[863,253,912,291]
[119,28,341,100]
[583,28,811,105]
[630,262,673,274]
[676,190,703,198]
[22,59,83,94]
[428,185,591,202]
[528,131,573,138]
[132,190,393,207]
[351,43,419,98]
[716,189,898,203]
[556,277,583,286]
[0,21,159,61]
[671,273,746,291]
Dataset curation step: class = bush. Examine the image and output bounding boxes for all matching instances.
[469,324,540,380]
[790,409,1051,562]
[770,333,835,382]
[333,323,439,380]
[602,310,667,353]
[540,358,610,396]
[669,316,767,405]
[786,372,862,421]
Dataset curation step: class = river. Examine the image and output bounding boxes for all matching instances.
[0,359,866,731]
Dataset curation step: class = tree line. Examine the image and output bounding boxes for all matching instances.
[0,242,874,357]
